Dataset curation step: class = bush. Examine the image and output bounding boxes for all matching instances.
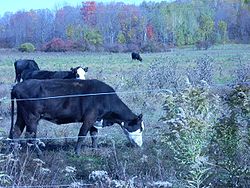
[141,41,164,52]
[187,55,214,85]
[211,83,250,187]
[104,44,126,53]
[161,80,221,187]
[195,40,212,50]
[125,43,140,53]
[42,38,74,52]
[84,29,103,46]
[161,80,250,187]
[18,43,35,52]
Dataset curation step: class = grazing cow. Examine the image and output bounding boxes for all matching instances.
[131,52,142,61]
[21,66,88,81]
[9,79,144,154]
[14,59,40,82]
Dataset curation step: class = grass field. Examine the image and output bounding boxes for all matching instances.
[0,44,249,84]
[0,44,249,187]
[0,44,249,144]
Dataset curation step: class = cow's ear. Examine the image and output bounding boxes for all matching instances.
[138,114,143,120]
[84,67,88,72]
[70,67,73,71]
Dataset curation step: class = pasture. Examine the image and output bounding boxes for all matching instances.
[0,44,249,187]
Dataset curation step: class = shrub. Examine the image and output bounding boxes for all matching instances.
[234,57,250,83]
[211,83,250,187]
[161,80,221,187]
[104,44,126,53]
[187,55,214,85]
[42,38,76,52]
[0,143,52,187]
[125,43,140,53]
[18,43,35,52]
[141,41,164,52]
[161,80,250,187]
[84,29,103,46]
[67,153,105,179]
[71,40,87,51]
[117,32,126,44]
[195,40,212,50]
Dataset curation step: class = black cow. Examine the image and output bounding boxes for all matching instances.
[10,79,144,154]
[14,59,40,82]
[21,66,88,81]
[131,52,142,61]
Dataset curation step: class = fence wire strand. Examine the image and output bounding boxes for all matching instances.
[1,133,156,142]
[1,88,169,103]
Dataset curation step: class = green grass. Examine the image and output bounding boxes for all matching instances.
[0,44,249,137]
[1,44,249,84]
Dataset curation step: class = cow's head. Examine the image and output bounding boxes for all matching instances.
[121,114,144,147]
[71,66,88,80]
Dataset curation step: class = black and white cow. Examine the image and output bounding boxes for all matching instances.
[21,66,88,81]
[14,59,40,82]
[10,79,144,154]
[131,52,142,61]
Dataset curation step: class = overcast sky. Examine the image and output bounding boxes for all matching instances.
[0,0,172,16]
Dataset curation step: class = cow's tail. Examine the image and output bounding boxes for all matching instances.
[10,89,16,139]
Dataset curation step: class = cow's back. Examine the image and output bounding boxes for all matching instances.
[13,79,116,100]
[15,59,39,71]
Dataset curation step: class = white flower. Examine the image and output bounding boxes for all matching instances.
[70,182,82,188]
[40,167,51,175]
[65,166,76,173]
[149,181,172,187]
[140,154,148,163]
[89,170,110,182]
[111,180,126,188]
[33,158,45,166]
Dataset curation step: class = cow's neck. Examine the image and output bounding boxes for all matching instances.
[111,101,137,121]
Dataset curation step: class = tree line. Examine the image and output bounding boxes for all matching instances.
[0,0,249,52]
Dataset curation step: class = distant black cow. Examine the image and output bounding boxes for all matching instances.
[131,52,142,61]
[21,66,88,81]
[14,59,40,82]
[10,79,144,154]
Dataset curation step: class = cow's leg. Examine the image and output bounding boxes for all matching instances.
[75,124,89,154]
[24,113,42,156]
[9,115,26,155]
[10,114,25,139]
[75,111,97,154]
[90,126,98,148]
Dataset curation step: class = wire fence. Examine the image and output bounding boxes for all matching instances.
[2,88,170,102]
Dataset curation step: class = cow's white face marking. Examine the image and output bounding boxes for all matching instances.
[76,67,86,80]
[127,129,143,147]
[123,121,144,147]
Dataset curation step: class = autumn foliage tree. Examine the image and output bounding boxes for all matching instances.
[146,24,154,40]
[0,0,250,51]
[81,1,97,27]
